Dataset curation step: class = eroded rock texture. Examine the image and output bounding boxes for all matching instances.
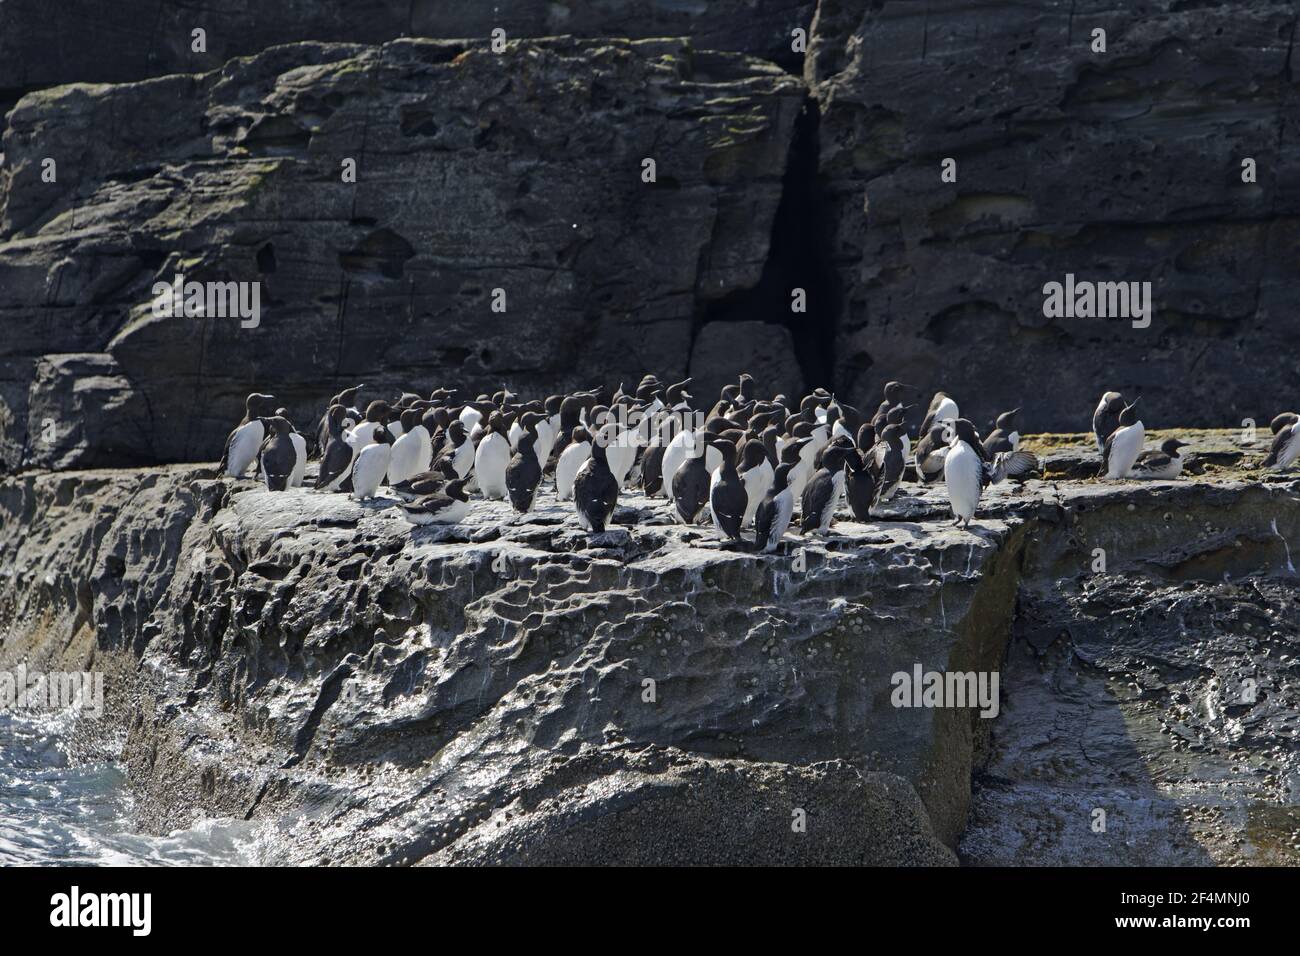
[2,433,1297,864]
[0,38,802,468]
[808,0,1300,432]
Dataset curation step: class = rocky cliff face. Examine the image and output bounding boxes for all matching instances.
[808,0,1299,431]
[3,2,1295,472]
[2,433,1297,864]
[0,37,803,470]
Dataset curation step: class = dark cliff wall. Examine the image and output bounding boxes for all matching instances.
[809,0,1299,432]
[1,1,1296,470]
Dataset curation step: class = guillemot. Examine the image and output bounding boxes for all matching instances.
[707,438,747,543]
[753,462,796,553]
[572,424,620,534]
[1129,438,1190,479]
[1092,391,1126,454]
[220,392,278,478]
[399,478,472,526]
[1099,402,1144,480]
[351,425,395,500]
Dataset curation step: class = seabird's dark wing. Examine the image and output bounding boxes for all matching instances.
[753,495,776,550]
[1132,449,1170,470]
[988,450,1039,484]
[405,491,455,514]
[641,444,665,495]
[219,426,238,471]
[315,437,354,489]
[799,469,833,534]
[1262,425,1293,468]
[1099,433,1116,477]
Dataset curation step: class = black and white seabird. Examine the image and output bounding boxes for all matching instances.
[399,478,472,526]
[913,424,949,485]
[944,418,1039,527]
[349,400,394,450]
[1092,391,1126,454]
[753,462,796,553]
[505,431,543,514]
[738,439,774,529]
[1262,417,1300,471]
[640,414,678,496]
[556,426,593,501]
[919,391,959,435]
[314,404,356,492]
[800,443,852,535]
[943,419,986,529]
[845,447,877,521]
[707,438,747,542]
[352,425,395,500]
[982,408,1021,455]
[1129,438,1190,480]
[474,412,512,500]
[391,470,450,501]
[432,420,474,480]
[873,423,907,504]
[870,381,916,433]
[1100,401,1144,480]
[671,431,712,526]
[572,425,620,534]
[315,384,362,455]
[1270,412,1299,435]
[221,392,278,478]
[257,417,298,491]
[386,408,428,487]
[272,407,308,488]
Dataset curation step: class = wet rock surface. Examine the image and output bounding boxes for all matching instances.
[2,431,1297,864]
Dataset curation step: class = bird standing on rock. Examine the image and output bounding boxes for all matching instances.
[257,416,298,491]
[944,418,1039,528]
[708,438,747,543]
[505,431,543,514]
[352,426,395,500]
[1262,416,1300,471]
[573,425,620,534]
[845,446,877,521]
[221,392,278,478]
[738,439,774,529]
[556,426,593,501]
[432,420,474,480]
[386,408,428,487]
[754,462,796,554]
[1100,402,1144,480]
[1092,391,1126,454]
[800,442,852,535]
[671,431,712,526]
[315,405,356,492]
[474,412,512,500]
